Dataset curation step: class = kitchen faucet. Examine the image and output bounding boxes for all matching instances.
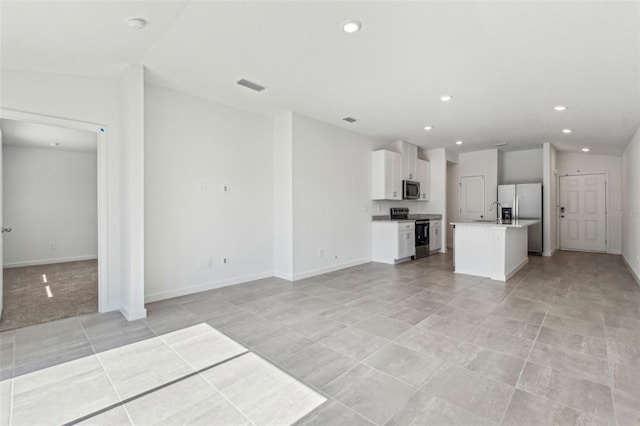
[490,201,503,223]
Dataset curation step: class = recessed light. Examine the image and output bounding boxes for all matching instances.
[493,142,509,147]
[49,142,60,147]
[342,117,358,123]
[440,95,453,102]
[127,18,147,30]
[562,129,573,134]
[342,20,361,33]
[424,126,433,131]
[456,140,463,145]
[554,105,568,111]
[582,148,590,152]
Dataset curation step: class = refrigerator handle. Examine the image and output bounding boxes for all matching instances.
[515,195,518,219]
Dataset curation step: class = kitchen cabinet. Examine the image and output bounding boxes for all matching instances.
[401,143,418,181]
[372,150,402,200]
[430,220,442,252]
[372,221,415,264]
[416,159,430,201]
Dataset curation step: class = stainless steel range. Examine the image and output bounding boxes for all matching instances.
[389,208,430,259]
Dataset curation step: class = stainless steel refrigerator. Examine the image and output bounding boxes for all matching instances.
[498,183,543,255]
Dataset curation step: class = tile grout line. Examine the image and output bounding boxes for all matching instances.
[197,363,258,426]
[329,276,524,425]
[9,333,16,426]
[496,280,609,425]
[77,317,135,425]
[379,275,525,426]
[601,299,620,426]
[62,350,250,426]
[156,326,257,426]
[198,322,333,426]
[597,249,620,426]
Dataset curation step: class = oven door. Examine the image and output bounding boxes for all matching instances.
[413,220,430,259]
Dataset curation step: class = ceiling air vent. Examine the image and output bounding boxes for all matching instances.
[237,79,265,92]
[342,117,358,123]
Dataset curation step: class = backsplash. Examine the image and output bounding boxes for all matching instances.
[371,200,434,215]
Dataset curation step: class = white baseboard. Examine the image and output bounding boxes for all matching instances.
[542,247,557,257]
[622,253,640,286]
[500,257,529,281]
[273,271,294,281]
[292,258,372,281]
[3,255,98,268]
[608,249,622,255]
[120,305,147,321]
[144,271,273,304]
[99,303,121,314]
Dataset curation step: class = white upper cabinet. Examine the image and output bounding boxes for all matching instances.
[401,143,418,181]
[372,150,402,200]
[416,158,430,201]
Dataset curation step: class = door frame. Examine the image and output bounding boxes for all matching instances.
[1,108,110,312]
[557,172,609,253]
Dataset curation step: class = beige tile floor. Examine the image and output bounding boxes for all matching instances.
[3,323,325,425]
[1,251,639,425]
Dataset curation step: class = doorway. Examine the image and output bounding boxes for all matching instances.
[0,111,108,331]
[559,174,607,252]
[459,175,485,222]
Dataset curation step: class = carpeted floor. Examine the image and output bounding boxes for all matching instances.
[0,260,98,331]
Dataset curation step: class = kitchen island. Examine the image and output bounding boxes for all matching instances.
[450,220,540,281]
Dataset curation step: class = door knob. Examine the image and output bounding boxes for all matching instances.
[2,227,11,233]
[560,215,565,218]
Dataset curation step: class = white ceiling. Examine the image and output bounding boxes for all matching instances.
[0,119,97,154]
[0,0,189,77]
[2,1,639,156]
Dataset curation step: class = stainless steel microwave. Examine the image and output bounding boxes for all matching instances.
[403,180,420,200]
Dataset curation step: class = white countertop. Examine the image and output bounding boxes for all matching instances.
[450,219,540,228]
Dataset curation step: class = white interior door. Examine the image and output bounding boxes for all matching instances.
[459,176,485,222]
[559,174,606,252]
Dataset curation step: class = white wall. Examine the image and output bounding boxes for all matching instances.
[0,69,124,312]
[119,65,146,319]
[458,149,499,219]
[556,151,623,254]
[421,148,447,215]
[621,126,640,281]
[500,148,543,184]
[291,113,374,279]
[144,84,274,302]
[446,161,459,248]
[542,143,557,256]
[3,146,97,266]
[273,112,294,279]
[422,148,447,251]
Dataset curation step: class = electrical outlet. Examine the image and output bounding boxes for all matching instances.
[199,182,208,193]
[223,184,229,192]
[222,257,229,266]
[318,248,324,258]
[207,258,214,268]
[199,259,206,269]
[49,242,56,250]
